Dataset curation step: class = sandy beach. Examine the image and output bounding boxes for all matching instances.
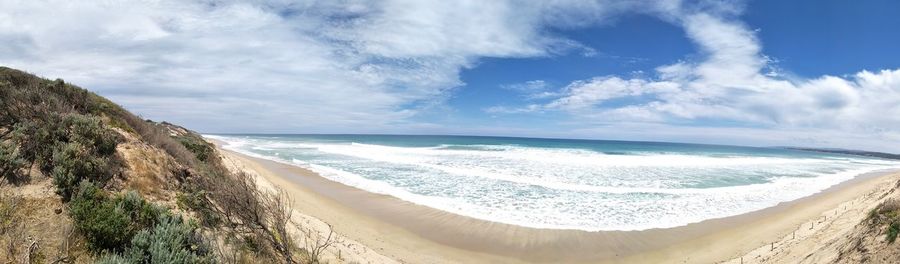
[212,140,900,263]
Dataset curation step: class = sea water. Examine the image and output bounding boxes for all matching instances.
[206,134,900,231]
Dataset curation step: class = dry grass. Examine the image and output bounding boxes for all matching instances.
[868,198,900,225]
[197,164,343,264]
[201,170,303,263]
[119,114,199,169]
[879,198,900,214]
[299,223,338,264]
[0,183,92,264]
[114,140,181,204]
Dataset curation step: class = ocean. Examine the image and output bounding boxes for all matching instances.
[206,134,900,231]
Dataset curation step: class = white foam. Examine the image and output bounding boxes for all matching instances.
[205,135,900,231]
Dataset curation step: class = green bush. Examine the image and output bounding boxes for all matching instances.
[80,185,213,264]
[70,181,132,252]
[1,70,122,175]
[95,254,130,264]
[51,142,114,200]
[889,222,900,243]
[32,113,121,200]
[62,113,120,156]
[0,140,25,183]
[869,199,900,244]
[69,182,166,252]
[122,215,214,264]
[175,136,214,162]
[176,190,220,227]
[11,119,59,170]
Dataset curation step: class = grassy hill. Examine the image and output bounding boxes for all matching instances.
[0,67,328,263]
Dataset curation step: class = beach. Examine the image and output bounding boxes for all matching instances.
[212,139,900,263]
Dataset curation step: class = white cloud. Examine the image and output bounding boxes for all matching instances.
[0,0,653,133]
[484,3,900,151]
[2,0,899,151]
[546,77,679,111]
[500,80,563,100]
[484,104,544,114]
[332,0,545,59]
[502,80,548,92]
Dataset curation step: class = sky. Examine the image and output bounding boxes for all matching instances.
[2,0,900,152]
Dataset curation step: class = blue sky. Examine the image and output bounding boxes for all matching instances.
[2,0,900,151]
[745,0,900,76]
[454,0,900,120]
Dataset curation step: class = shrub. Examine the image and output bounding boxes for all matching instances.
[85,192,213,264]
[121,215,214,264]
[869,198,900,243]
[62,113,120,156]
[202,171,305,263]
[34,113,122,200]
[11,119,60,170]
[175,135,215,162]
[176,190,220,227]
[3,67,321,263]
[0,140,25,184]
[880,199,900,214]
[70,181,133,252]
[889,222,900,243]
[127,117,198,169]
[0,191,23,235]
[1,67,121,180]
[51,142,114,200]
[69,181,166,252]
[2,67,224,262]
[0,70,66,128]
[95,254,130,264]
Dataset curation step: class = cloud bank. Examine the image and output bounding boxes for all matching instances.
[1,0,899,151]
[0,0,621,130]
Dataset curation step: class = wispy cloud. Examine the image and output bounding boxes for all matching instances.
[501,80,548,92]
[0,0,648,133]
[500,80,562,100]
[2,0,899,151]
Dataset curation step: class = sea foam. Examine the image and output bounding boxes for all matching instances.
[206,134,900,231]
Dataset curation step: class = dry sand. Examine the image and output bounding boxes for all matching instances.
[212,140,900,263]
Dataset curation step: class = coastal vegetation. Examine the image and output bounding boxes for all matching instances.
[0,66,334,263]
[869,198,900,243]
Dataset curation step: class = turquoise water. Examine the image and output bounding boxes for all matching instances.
[207,134,900,231]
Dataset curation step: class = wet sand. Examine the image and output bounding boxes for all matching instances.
[213,140,900,263]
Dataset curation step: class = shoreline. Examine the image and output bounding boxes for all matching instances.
[212,140,900,263]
